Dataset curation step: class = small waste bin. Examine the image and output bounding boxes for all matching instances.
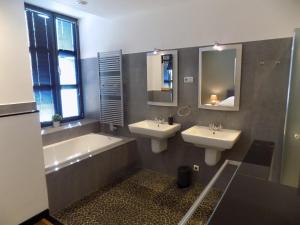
[177,166,191,188]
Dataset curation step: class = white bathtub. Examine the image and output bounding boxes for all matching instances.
[43,133,125,174]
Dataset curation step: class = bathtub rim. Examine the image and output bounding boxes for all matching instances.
[44,132,135,174]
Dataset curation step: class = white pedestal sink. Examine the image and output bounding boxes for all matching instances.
[181,126,241,166]
[128,120,181,153]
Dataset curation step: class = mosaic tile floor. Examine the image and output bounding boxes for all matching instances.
[54,170,222,225]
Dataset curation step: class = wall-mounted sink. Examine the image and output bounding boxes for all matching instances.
[181,125,241,166]
[128,120,181,153]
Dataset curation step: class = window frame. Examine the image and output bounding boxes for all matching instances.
[25,3,84,127]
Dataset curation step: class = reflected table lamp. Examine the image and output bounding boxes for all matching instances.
[210,94,219,105]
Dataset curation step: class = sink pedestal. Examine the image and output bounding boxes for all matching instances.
[205,148,222,166]
[151,139,167,153]
[181,125,241,167]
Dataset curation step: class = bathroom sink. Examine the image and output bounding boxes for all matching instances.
[128,120,181,153]
[181,126,241,166]
[128,120,181,139]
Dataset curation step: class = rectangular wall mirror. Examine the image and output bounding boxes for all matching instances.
[198,44,242,111]
[147,50,178,106]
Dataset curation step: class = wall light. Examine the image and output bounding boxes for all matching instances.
[213,42,223,51]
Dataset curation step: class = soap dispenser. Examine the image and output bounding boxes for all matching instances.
[168,114,174,125]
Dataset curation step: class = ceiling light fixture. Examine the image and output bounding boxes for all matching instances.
[153,48,162,54]
[78,0,88,5]
[213,42,223,51]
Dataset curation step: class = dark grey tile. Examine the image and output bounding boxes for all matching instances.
[238,162,271,180]
[81,38,292,184]
[81,58,100,120]
[208,174,300,225]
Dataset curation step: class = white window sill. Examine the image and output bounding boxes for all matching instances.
[41,119,99,136]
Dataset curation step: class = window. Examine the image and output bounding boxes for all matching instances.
[25,4,83,125]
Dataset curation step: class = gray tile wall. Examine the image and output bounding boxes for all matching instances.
[81,58,100,120]
[42,121,100,146]
[82,38,292,184]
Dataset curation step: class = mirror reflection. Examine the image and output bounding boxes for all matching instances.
[198,44,242,111]
[147,50,178,106]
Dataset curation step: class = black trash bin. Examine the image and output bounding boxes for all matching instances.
[177,166,191,188]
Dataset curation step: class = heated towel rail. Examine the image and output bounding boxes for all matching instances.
[98,50,124,127]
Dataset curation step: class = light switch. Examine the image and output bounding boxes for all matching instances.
[184,76,194,83]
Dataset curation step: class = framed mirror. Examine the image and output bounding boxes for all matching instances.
[198,44,242,111]
[147,50,178,106]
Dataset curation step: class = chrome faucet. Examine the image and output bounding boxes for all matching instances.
[154,117,165,126]
[209,122,223,131]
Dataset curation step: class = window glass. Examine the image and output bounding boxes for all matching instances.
[58,54,77,85]
[33,13,51,49]
[30,51,53,85]
[61,88,79,118]
[34,89,55,122]
[26,6,82,125]
[56,19,74,51]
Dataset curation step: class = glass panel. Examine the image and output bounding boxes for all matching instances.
[147,53,175,103]
[33,12,51,49]
[31,50,53,85]
[163,62,173,89]
[34,88,55,122]
[61,88,79,118]
[281,29,300,188]
[58,54,77,85]
[201,49,236,106]
[56,19,74,51]
[25,11,36,47]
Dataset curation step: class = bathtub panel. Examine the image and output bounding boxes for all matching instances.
[46,139,138,213]
[46,163,74,214]
[110,141,140,182]
[84,149,112,194]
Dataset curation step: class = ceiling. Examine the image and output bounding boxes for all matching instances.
[29,0,194,19]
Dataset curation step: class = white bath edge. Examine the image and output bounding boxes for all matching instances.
[41,119,99,136]
[43,133,135,174]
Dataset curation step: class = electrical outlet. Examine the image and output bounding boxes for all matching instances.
[193,164,199,172]
[184,76,194,83]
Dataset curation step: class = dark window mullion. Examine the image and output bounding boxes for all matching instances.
[58,49,76,56]
[60,84,78,89]
[33,84,53,89]
[29,46,52,53]
[73,21,84,118]
[51,15,62,117]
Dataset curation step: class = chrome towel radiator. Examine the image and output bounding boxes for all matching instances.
[98,50,124,127]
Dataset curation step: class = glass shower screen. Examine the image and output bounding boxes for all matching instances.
[281,28,300,188]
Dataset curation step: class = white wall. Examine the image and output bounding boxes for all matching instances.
[79,0,300,58]
[0,0,34,104]
[0,1,49,224]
